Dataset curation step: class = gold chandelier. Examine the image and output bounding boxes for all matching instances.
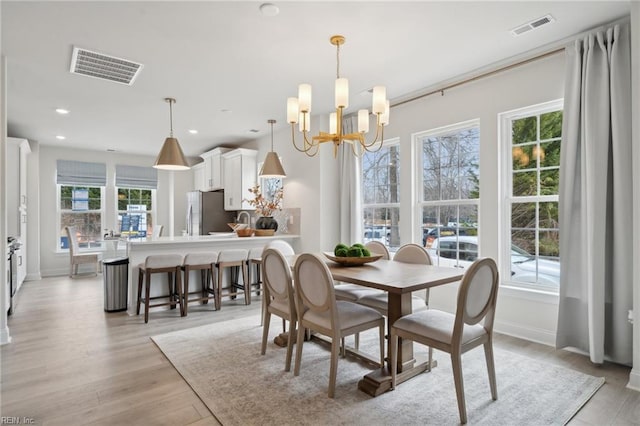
[286,35,389,157]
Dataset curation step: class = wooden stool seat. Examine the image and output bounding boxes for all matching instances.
[136,254,184,323]
[182,252,219,314]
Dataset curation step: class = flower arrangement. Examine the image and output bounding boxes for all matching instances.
[245,184,283,217]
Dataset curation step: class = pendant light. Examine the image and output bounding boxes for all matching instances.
[259,119,286,178]
[153,97,190,170]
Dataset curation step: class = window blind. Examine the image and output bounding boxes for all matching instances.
[56,160,106,186]
[115,164,158,189]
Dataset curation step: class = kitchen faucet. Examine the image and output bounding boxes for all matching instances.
[237,211,251,226]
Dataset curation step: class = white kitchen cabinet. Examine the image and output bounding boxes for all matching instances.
[200,147,231,191]
[222,148,257,211]
[192,162,206,191]
[7,137,30,288]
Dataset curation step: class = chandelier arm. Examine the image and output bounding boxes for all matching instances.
[363,125,385,153]
[291,124,315,153]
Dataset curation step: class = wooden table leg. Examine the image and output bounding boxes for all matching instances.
[358,292,434,396]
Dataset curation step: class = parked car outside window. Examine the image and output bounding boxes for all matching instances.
[423,226,474,248]
[428,235,560,287]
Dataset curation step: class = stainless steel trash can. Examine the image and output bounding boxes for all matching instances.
[103,257,129,312]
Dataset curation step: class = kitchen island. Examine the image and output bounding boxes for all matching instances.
[125,233,300,315]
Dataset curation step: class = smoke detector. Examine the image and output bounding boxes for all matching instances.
[70,47,143,85]
[510,14,555,37]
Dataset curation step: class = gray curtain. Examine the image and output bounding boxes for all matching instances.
[556,23,633,364]
[339,116,362,243]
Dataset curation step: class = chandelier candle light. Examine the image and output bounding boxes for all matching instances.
[286,35,390,157]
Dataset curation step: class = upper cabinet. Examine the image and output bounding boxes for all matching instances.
[222,148,257,211]
[192,162,206,192]
[200,147,231,191]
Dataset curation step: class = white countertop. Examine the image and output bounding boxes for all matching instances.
[127,233,299,246]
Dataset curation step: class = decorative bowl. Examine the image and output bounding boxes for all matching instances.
[254,229,275,237]
[235,228,254,237]
[323,252,383,266]
[228,223,249,231]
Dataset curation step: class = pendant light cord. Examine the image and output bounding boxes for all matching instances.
[168,99,174,137]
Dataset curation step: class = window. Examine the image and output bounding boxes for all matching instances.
[59,186,104,248]
[117,188,153,238]
[415,120,480,268]
[57,160,107,249]
[115,165,158,239]
[361,138,400,249]
[500,100,562,291]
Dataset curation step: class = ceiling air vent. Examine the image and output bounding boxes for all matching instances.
[70,47,143,85]
[510,14,555,37]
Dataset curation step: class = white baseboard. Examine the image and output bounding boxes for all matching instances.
[494,318,556,347]
[627,368,640,391]
[25,272,42,281]
[0,326,12,345]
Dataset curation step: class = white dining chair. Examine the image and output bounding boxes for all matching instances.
[390,257,499,424]
[261,248,297,371]
[293,253,385,398]
[357,243,432,314]
[65,226,100,277]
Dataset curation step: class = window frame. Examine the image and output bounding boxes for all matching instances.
[360,137,401,250]
[56,184,105,252]
[414,119,481,268]
[499,99,563,293]
[115,187,157,239]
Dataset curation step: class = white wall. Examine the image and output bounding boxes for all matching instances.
[37,146,192,277]
[242,115,340,253]
[381,52,566,345]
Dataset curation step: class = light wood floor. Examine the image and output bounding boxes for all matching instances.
[1,275,638,425]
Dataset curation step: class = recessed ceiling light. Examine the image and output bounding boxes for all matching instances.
[55,108,70,114]
[56,135,66,140]
[107,148,116,152]
[221,109,232,114]
[188,129,198,134]
[259,3,279,17]
[249,129,260,133]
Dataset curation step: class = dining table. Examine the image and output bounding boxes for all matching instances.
[323,255,464,397]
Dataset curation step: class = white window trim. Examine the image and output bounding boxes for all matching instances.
[361,137,401,246]
[498,98,563,292]
[56,184,106,253]
[413,119,481,256]
[114,187,157,238]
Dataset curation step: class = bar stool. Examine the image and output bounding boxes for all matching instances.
[217,249,250,305]
[136,254,184,323]
[182,252,218,315]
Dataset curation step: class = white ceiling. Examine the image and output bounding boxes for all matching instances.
[1,1,631,158]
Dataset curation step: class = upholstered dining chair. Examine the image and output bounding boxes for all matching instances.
[64,226,100,277]
[390,257,499,424]
[357,243,433,314]
[293,253,385,398]
[263,239,296,330]
[260,248,297,371]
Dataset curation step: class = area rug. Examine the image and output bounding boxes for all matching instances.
[151,316,604,425]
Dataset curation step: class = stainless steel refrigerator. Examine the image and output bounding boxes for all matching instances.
[186,190,236,236]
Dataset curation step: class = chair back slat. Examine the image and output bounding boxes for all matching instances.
[364,241,390,260]
[262,248,295,310]
[293,253,334,314]
[456,257,499,327]
[265,240,295,257]
[393,243,432,265]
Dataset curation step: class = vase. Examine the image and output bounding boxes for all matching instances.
[256,216,278,232]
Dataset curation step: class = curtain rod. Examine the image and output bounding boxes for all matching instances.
[392,47,565,108]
